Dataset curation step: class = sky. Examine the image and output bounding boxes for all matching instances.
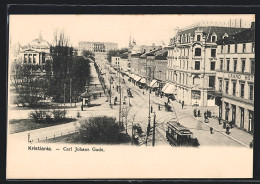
[9,14,254,48]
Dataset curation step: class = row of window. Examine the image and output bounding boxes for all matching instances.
[178,34,217,44]
[219,58,255,74]
[167,71,215,88]
[219,79,254,100]
[220,43,255,54]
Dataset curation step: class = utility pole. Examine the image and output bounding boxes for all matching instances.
[152,111,156,146]
[119,67,122,124]
[70,78,72,106]
[131,120,134,145]
[64,83,66,111]
[109,77,112,106]
[145,65,151,146]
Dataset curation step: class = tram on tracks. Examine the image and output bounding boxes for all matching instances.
[166,121,199,147]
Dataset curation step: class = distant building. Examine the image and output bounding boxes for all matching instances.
[166,24,247,106]
[78,41,118,56]
[18,33,52,70]
[111,53,129,72]
[128,36,162,54]
[215,23,254,133]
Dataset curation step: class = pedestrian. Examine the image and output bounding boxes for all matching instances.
[210,127,213,134]
[115,96,117,102]
[226,124,230,135]
[81,105,83,111]
[168,98,170,103]
[143,91,145,95]
[151,105,153,113]
[198,109,201,117]
[223,120,226,129]
[158,104,160,111]
[204,111,207,119]
[193,109,197,117]
[209,110,211,118]
[218,117,222,125]
[182,101,184,109]
[100,92,102,97]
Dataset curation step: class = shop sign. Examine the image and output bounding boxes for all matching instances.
[225,73,254,82]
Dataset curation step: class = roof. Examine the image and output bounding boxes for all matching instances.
[154,49,168,60]
[216,27,255,45]
[167,121,193,135]
[177,26,247,42]
[28,37,50,48]
[131,53,142,57]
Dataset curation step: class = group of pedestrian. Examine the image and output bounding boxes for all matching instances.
[193,109,201,117]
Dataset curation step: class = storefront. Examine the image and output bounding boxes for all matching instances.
[191,90,201,106]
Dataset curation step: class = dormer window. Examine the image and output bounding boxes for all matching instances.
[223,33,228,39]
[197,35,201,41]
[211,34,217,42]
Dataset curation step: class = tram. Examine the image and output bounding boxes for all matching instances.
[166,121,199,147]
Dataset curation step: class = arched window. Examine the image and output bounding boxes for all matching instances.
[193,76,200,85]
[195,48,201,56]
[212,36,216,42]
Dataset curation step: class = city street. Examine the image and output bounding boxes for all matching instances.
[8,59,251,147]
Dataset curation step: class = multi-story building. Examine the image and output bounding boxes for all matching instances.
[215,24,254,133]
[166,25,247,106]
[111,53,129,72]
[78,41,118,56]
[18,33,52,69]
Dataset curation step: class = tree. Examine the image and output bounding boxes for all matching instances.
[82,50,94,59]
[11,63,47,107]
[79,116,125,143]
[48,30,92,103]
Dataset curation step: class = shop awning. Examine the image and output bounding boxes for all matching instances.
[161,83,170,92]
[129,74,135,78]
[149,80,159,88]
[139,78,146,84]
[207,90,222,97]
[164,84,175,94]
[134,75,142,82]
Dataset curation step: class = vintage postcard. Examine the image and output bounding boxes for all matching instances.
[7,14,254,179]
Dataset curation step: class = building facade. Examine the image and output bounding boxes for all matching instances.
[78,41,118,56]
[166,26,247,106]
[111,55,129,72]
[18,33,52,69]
[215,25,255,133]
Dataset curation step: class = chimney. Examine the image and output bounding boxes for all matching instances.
[251,22,255,29]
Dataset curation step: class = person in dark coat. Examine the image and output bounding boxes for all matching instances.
[151,105,153,113]
[210,127,213,134]
[218,117,222,125]
[223,120,226,129]
[193,109,197,117]
[198,110,201,117]
[226,124,230,134]
[158,104,160,111]
[204,111,207,119]
[182,101,184,109]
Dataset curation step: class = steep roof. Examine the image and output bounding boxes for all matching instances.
[178,26,247,42]
[216,27,255,45]
[155,49,168,60]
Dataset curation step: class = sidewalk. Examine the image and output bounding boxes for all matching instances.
[181,104,253,148]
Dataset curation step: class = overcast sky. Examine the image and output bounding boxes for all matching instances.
[9,14,254,48]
